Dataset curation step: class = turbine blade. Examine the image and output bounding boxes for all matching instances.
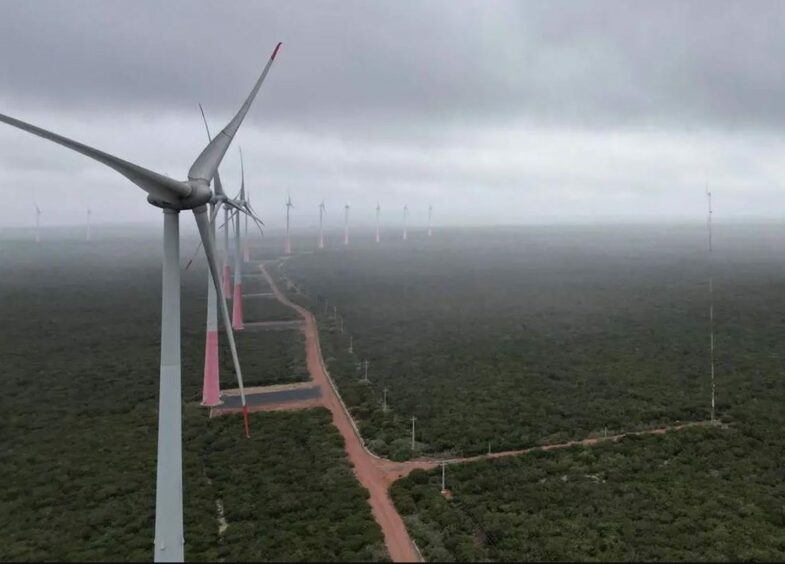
[193,206,251,437]
[198,104,226,198]
[243,203,266,229]
[246,201,265,226]
[189,42,282,184]
[239,147,246,202]
[0,112,190,204]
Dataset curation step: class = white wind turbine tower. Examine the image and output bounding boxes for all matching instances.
[344,201,350,245]
[241,150,258,263]
[0,41,282,562]
[33,196,42,243]
[402,204,409,240]
[222,205,232,296]
[318,200,326,249]
[428,203,433,237]
[86,207,92,241]
[284,194,293,255]
[243,196,250,263]
[375,202,381,243]
[231,150,249,330]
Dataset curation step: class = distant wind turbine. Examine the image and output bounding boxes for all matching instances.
[318,200,326,249]
[344,202,350,246]
[403,204,409,241]
[86,207,92,242]
[231,151,248,330]
[285,194,293,255]
[0,41,282,561]
[375,202,381,243]
[33,195,41,243]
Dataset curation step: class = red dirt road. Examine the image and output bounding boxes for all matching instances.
[260,261,721,562]
[261,263,423,563]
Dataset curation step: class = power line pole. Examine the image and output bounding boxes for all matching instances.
[348,335,353,354]
[382,387,388,413]
[411,416,417,450]
[441,461,446,493]
[362,360,369,383]
[707,184,716,423]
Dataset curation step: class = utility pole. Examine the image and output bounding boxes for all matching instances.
[348,336,353,354]
[338,317,344,333]
[333,305,337,320]
[411,416,417,450]
[362,360,369,383]
[382,387,389,413]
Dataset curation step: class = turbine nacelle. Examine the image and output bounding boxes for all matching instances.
[147,179,212,210]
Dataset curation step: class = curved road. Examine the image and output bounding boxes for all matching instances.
[261,262,423,562]
[259,261,718,562]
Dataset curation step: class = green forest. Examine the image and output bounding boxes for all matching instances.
[281,225,785,460]
[391,425,785,561]
[0,238,384,561]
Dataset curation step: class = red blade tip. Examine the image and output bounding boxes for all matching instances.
[271,42,282,60]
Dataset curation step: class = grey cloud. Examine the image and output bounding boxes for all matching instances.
[1,1,785,231]
[2,1,785,130]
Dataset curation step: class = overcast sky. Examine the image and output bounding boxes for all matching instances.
[2,0,785,230]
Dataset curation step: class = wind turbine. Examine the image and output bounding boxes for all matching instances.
[222,206,232,296]
[403,204,409,241]
[231,150,248,331]
[375,202,381,243]
[196,109,254,407]
[284,194,293,255]
[33,197,42,243]
[242,169,251,263]
[0,41,282,562]
[318,200,326,249]
[344,201,350,246]
[428,203,433,237]
[86,207,92,242]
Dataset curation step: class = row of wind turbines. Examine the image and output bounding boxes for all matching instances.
[29,202,93,242]
[0,41,283,561]
[288,199,434,254]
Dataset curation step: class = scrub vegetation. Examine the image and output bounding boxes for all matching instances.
[0,236,384,561]
[278,224,785,559]
[283,225,785,459]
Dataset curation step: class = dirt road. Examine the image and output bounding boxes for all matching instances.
[261,262,423,563]
[258,260,719,562]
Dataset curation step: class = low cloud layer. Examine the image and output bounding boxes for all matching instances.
[1,1,784,229]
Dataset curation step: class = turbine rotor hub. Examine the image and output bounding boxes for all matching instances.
[147,180,212,210]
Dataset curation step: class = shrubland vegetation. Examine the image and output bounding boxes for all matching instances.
[0,236,383,561]
[218,329,308,388]
[391,425,785,561]
[282,225,785,460]
[278,224,785,559]
[242,295,302,322]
